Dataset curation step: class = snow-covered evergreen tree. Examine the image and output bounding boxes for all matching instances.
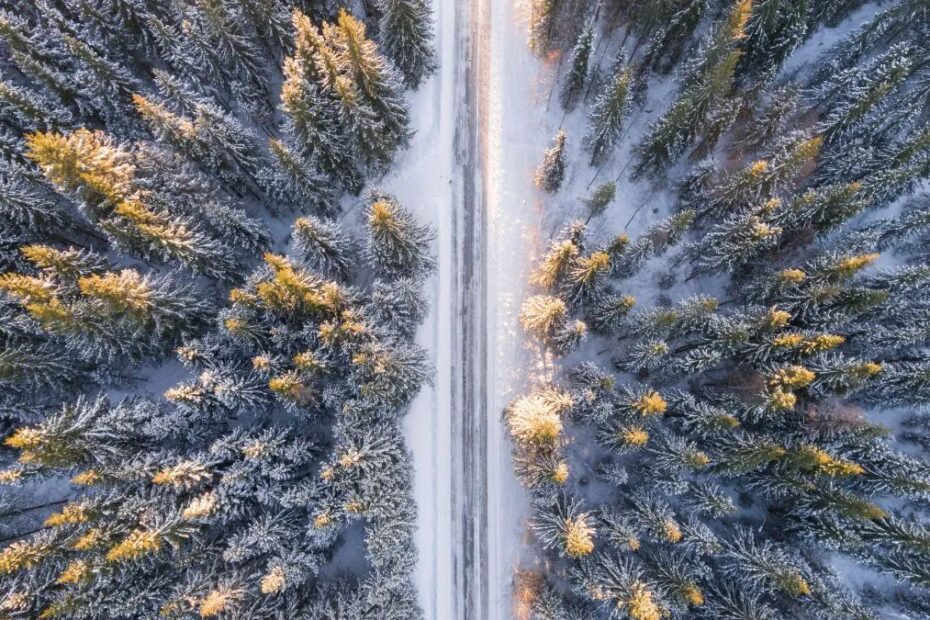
[535,131,568,193]
[374,0,437,89]
[0,4,433,615]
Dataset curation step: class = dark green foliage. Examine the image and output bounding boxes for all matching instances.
[560,25,594,111]
[375,0,437,89]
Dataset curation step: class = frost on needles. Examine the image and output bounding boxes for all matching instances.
[0,1,436,618]
[517,1,930,618]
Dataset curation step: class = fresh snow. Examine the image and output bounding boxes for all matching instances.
[378,0,457,615]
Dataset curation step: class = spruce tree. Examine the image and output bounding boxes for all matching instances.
[535,131,568,193]
[584,181,616,221]
[560,25,594,111]
[364,191,436,279]
[585,61,634,166]
[634,0,753,177]
[374,0,437,89]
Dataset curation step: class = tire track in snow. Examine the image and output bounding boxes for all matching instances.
[455,0,490,615]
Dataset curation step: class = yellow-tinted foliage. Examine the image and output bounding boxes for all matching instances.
[532,239,578,288]
[131,94,195,139]
[0,468,23,484]
[563,516,595,558]
[507,389,572,446]
[313,512,333,529]
[72,528,104,551]
[662,518,682,543]
[0,273,56,305]
[574,251,610,284]
[260,566,286,595]
[0,539,50,573]
[682,584,704,607]
[687,451,710,468]
[44,503,90,527]
[748,159,768,177]
[519,295,567,337]
[151,460,210,489]
[764,306,792,329]
[199,587,242,618]
[834,253,879,278]
[854,362,883,378]
[622,427,649,448]
[770,365,816,390]
[105,529,161,563]
[608,232,630,255]
[25,129,134,207]
[793,445,864,477]
[767,386,797,411]
[778,268,806,284]
[56,559,90,585]
[634,390,667,416]
[78,270,152,316]
[256,254,343,316]
[0,590,29,612]
[71,470,101,486]
[369,199,399,232]
[182,492,218,521]
[269,371,305,401]
[773,332,844,354]
[779,573,811,597]
[627,582,662,620]
[293,351,324,372]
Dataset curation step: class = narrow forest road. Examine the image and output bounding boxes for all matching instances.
[399,0,542,617]
[454,0,543,617]
[454,0,489,614]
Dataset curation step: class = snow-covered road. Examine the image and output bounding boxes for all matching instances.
[388,0,546,617]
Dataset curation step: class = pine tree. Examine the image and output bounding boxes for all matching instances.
[292,215,359,281]
[560,25,594,111]
[374,0,437,89]
[0,80,72,132]
[326,9,411,163]
[634,0,753,177]
[640,0,706,75]
[585,61,634,166]
[816,44,913,144]
[690,199,784,275]
[264,137,336,215]
[520,295,569,342]
[570,554,664,620]
[721,529,812,598]
[280,52,362,193]
[584,181,616,221]
[533,498,595,558]
[506,387,571,446]
[24,129,240,278]
[738,0,811,79]
[535,131,568,193]
[364,191,435,279]
[528,0,560,55]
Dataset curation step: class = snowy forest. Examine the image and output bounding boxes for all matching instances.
[512,0,930,619]
[3,0,930,618]
[0,0,437,618]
